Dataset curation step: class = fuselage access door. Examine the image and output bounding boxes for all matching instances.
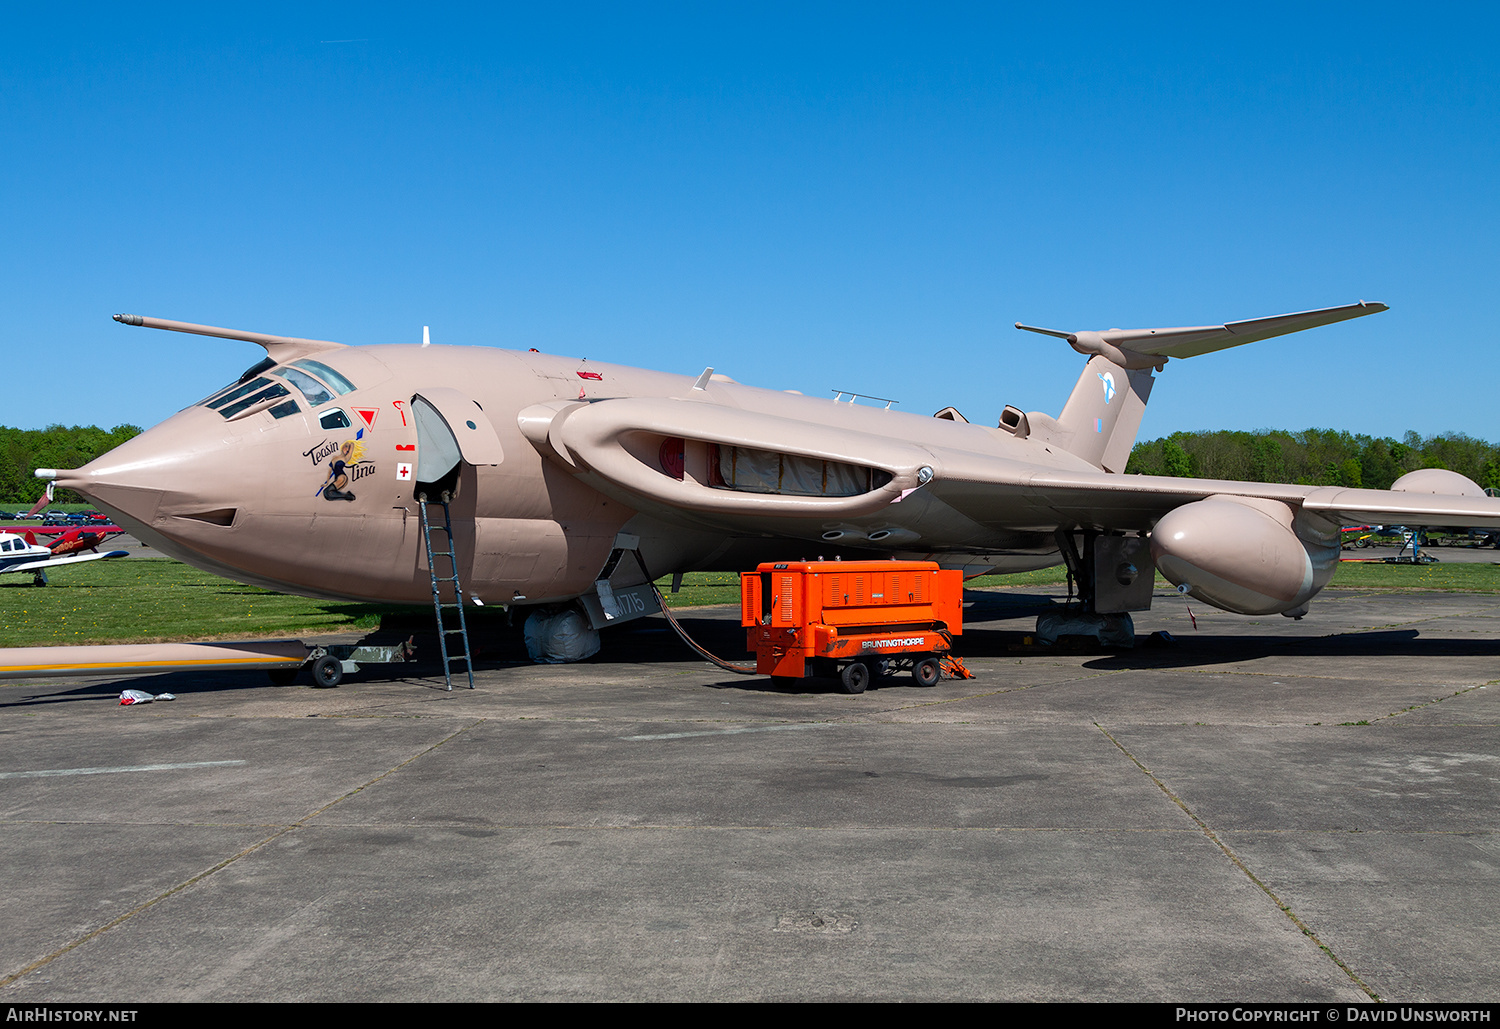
[411,388,506,497]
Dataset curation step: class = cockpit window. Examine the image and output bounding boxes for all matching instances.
[220,382,290,419]
[319,409,351,430]
[290,359,357,396]
[196,357,356,421]
[280,367,334,407]
[205,377,273,410]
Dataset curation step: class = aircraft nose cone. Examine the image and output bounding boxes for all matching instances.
[52,465,168,527]
[46,409,246,553]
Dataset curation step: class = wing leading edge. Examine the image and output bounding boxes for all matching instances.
[518,391,1500,537]
[1012,467,1500,532]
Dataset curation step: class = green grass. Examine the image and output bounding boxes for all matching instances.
[0,561,416,647]
[655,571,745,608]
[659,566,1081,608]
[1326,559,1500,592]
[4,555,1499,648]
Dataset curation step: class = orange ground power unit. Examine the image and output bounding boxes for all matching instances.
[741,560,964,693]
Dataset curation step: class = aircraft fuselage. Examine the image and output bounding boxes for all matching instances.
[57,343,1071,606]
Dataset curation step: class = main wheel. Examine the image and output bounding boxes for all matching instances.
[839,660,870,695]
[913,657,941,687]
[311,654,344,688]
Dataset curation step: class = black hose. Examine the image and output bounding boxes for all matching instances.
[649,583,758,675]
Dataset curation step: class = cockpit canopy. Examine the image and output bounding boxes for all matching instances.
[197,358,360,423]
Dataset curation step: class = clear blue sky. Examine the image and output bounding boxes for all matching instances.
[4,3,1497,441]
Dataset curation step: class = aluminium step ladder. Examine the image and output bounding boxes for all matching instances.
[418,493,475,690]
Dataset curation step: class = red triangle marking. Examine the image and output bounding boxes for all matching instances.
[353,408,378,428]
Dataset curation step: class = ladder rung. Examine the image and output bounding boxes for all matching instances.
[421,498,474,691]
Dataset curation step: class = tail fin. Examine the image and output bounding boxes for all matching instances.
[1014,301,1388,473]
[1053,357,1154,473]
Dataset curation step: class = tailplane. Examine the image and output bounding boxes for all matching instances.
[1012,301,1387,473]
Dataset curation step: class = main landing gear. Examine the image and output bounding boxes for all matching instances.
[1036,529,1153,648]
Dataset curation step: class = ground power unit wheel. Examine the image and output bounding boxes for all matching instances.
[840,660,871,694]
[913,657,941,687]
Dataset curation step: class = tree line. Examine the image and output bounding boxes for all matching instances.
[0,425,142,504]
[3,424,1498,504]
[1125,428,1500,492]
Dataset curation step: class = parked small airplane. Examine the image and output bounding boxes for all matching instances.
[35,524,127,557]
[0,530,128,585]
[34,302,1500,650]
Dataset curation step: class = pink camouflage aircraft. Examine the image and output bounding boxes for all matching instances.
[35,302,1500,659]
